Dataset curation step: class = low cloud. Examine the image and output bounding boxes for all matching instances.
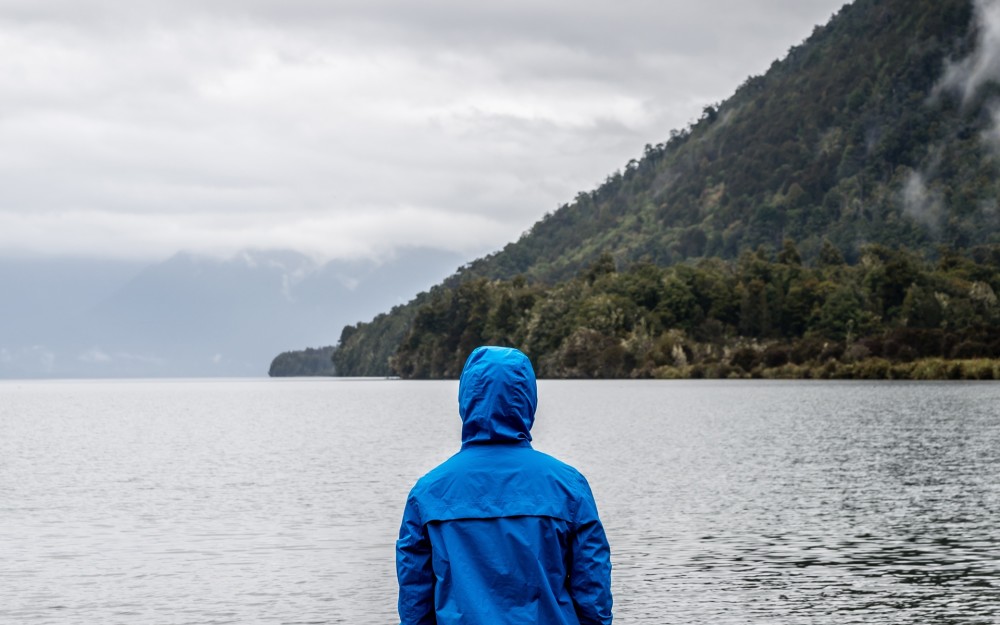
[901,170,944,237]
[937,0,1000,104]
[0,204,517,262]
[919,0,1000,231]
[75,347,166,366]
[0,345,56,373]
[78,348,112,363]
[980,102,1000,153]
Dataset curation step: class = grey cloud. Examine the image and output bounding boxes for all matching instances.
[0,345,56,374]
[76,347,165,366]
[901,170,944,237]
[0,0,846,261]
[937,0,1000,104]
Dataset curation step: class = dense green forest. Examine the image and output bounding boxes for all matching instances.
[383,243,1000,379]
[318,0,1000,378]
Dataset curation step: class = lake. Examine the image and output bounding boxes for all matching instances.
[1,379,998,624]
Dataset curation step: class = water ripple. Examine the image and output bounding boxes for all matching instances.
[1,379,998,623]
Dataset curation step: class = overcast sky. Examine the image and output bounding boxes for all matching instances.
[0,0,848,263]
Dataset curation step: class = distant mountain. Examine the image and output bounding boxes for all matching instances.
[1,258,142,377]
[0,247,464,378]
[333,0,1000,377]
[0,257,145,338]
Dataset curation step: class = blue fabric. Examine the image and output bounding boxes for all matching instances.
[397,346,613,625]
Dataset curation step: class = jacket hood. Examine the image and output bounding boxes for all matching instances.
[458,346,537,446]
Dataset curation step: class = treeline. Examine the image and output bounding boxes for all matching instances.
[331,296,428,379]
[269,346,336,377]
[372,242,1000,379]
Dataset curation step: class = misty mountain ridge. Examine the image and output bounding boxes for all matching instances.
[443,0,996,284]
[332,0,1000,377]
[0,247,464,378]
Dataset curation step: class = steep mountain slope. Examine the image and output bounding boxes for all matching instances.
[456,0,987,283]
[335,0,1000,377]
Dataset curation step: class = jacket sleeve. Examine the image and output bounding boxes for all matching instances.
[568,477,613,625]
[396,492,436,625]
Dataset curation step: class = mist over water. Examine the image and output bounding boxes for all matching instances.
[1,379,997,624]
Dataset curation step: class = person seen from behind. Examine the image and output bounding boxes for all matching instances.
[396,345,613,624]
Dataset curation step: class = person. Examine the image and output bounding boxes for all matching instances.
[396,346,613,625]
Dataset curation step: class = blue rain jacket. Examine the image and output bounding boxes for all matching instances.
[396,346,613,625]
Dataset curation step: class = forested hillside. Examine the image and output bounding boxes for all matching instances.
[457,0,988,281]
[333,0,1000,378]
[389,244,1000,379]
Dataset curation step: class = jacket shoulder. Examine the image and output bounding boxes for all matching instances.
[414,446,585,486]
[407,446,593,523]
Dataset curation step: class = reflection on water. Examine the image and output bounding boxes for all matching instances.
[1,379,998,624]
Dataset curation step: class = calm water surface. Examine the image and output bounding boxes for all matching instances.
[1,379,998,624]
